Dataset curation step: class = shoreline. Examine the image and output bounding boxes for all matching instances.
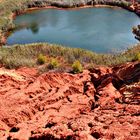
[27,4,123,12]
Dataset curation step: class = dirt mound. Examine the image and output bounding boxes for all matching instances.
[0,62,140,140]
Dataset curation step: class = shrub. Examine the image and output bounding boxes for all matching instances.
[48,58,59,69]
[72,60,83,74]
[37,53,46,65]
[135,52,140,61]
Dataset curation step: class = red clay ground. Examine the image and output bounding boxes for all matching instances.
[0,62,140,140]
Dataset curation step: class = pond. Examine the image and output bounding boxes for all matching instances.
[7,7,140,53]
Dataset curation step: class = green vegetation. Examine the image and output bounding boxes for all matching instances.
[0,43,139,70]
[72,60,83,73]
[37,53,46,65]
[0,0,138,72]
[48,58,59,69]
[135,52,140,61]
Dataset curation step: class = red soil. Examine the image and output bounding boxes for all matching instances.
[0,62,139,140]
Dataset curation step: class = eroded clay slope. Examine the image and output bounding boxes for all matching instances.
[0,62,140,140]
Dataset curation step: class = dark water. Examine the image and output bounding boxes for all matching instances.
[7,7,140,53]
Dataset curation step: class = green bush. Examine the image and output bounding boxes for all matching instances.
[48,58,59,69]
[37,53,46,65]
[135,52,140,61]
[72,60,83,74]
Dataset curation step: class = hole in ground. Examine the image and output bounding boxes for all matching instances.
[88,122,93,128]
[65,135,76,140]
[91,132,100,139]
[45,122,56,128]
[9,127,20,132]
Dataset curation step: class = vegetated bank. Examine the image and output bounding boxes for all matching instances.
[0,43,140,71]
[0,0,136,45]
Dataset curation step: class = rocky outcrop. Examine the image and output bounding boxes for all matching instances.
[27,0,131,8]
[132,0,140,16]
[28,0,140,17]
[0,62,139,140]
[133,24,140,41]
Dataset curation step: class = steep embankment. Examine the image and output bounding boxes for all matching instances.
[0,62,139,140]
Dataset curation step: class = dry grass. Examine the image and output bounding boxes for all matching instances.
[0,43,139,70]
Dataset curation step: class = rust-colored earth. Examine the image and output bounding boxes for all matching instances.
[0,62,140,140]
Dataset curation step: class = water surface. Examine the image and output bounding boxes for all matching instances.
[7,7,140,53]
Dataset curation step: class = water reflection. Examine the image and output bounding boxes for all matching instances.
[27,22,39,34]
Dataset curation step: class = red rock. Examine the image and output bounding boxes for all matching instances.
[0,62,139,139]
